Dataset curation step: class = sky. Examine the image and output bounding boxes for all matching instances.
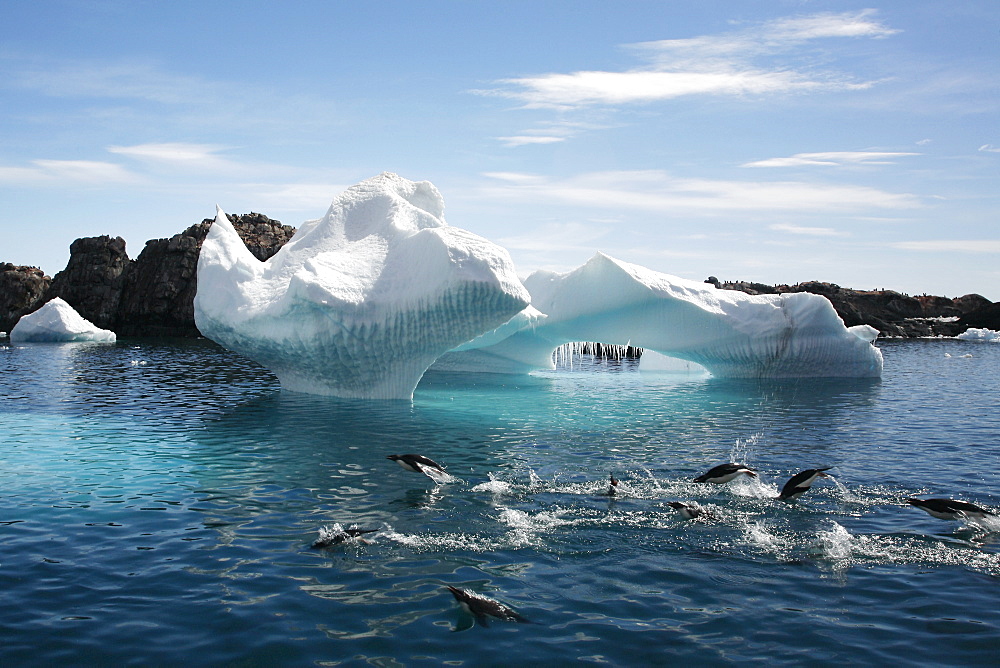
[2,1,998,300]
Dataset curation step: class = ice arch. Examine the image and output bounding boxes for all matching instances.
[194,173,530,399]
[432,253,883,378]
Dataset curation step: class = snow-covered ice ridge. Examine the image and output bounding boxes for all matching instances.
[196,173,883,399]
[434,252,883,379]
[10,297,116,343]
[195,173,530,399]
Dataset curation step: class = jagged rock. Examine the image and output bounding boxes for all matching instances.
[2,213,296,338]
[47,236,130,329]
[0,264,51,333]
[115,213,296,337]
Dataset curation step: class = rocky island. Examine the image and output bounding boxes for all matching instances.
[2,214,997,340]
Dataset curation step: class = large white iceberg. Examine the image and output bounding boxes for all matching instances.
[10,297,117,343]
[433,253,883,378]
[195,173,531,399]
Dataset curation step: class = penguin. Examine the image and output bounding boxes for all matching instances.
[311,526,378,548]
[778,467,832,501]
[446,586,531,627]
[607,474,619,497]
[693,463,756,484]
[667,501,705,520]
[387,454,448,478]
[906,498,997,521]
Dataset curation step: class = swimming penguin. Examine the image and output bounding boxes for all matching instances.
[387,454,448,478]
[906,498,997,521]
[446,586,531,627]
[693,463,756,484]
[667,501,705,519]
[311,526,379,548]
[607,474,619,497]
[778,467,832,501]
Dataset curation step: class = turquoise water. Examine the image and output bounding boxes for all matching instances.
[1,337,999,666]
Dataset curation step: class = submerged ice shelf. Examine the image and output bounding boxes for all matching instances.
[196,174,883,399]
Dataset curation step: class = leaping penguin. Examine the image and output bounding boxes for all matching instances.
[906,498,997,521]
[446,586,532,627]
[311,526,379,548]
[387,454,449,480]
[778,467,832,501]
[667,501,706,520]
[693,463,756,484]
[607,474,619,497]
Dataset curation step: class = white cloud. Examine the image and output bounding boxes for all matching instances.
[893,240,1000,253]
[482,10,895,109]
[0,159,140,185]
[769,223,845,237]
[497,135,567,147]
[480,170,920,214]
[979,144,1000,153]
[743,151,920,168]
[108,143,231,163]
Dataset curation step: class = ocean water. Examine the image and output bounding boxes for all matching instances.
[1,337,998,666]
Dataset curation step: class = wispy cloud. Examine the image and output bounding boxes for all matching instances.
[497,135,567,148]
[744,151,920,168]
[892,240,1000,253]
[480,10,896,109]
[0,159,140,185]
[979,144,1000,153]
[481,170,920,213]
[769,223,845,237]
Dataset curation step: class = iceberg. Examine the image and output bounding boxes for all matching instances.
[195,173,530,399]
[10,297,117,343]
[434,253,883,378]
[957,328,1000,342]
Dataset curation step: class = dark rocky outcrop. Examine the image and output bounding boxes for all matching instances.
[711,278,994,338]
[1,264,52,333]
[47,235,131,329]
[957,301,1000,331]
[1,213,296,338]
[115,213,296,336]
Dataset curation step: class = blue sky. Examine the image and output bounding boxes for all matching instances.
[2,1,998,300]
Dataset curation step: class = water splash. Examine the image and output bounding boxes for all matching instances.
[827,475,858,503]
[729,432,763,466]
[810,522,854,561]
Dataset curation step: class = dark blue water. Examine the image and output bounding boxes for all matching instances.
[1,337,998,666]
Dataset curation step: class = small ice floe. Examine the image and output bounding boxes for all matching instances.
[10,297,116,342]
[956,328,1000,342]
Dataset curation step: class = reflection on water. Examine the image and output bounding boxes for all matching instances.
[0,337,999,666]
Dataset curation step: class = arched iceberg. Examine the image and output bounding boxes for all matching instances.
[10,297,117,343]
[434,253,883,378]
[194,173,530,399]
